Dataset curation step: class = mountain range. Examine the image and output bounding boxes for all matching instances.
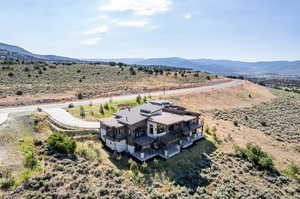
[1,42,300,77]
[0,42,79,62]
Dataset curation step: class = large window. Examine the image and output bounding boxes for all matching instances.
[135,127,145,138]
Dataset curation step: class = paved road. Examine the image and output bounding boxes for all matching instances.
[0,80,244,127]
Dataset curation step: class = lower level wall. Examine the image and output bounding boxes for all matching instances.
[105,139,127,152]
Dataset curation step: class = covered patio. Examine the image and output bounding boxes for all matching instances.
[132,148,158,161]
[158,143,181,159]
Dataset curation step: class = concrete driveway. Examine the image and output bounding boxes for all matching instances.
[43,108,99,129]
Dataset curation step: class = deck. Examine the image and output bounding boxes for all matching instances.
[158,144,181,159]
[132,148,158,161]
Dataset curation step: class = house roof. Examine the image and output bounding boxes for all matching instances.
[148,100,171,106]
[115,103,162,125]
[100,117,124,128]
[149,112,196,126]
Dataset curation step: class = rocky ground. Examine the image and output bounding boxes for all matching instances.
[213,89,300,143]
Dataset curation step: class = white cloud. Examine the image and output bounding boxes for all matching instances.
[99,0,172,15]
[184,13,192,20]
[114,19,150,27]
[84,25,108,34]
[81,37,102,45]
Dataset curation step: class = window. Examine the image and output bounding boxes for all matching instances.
[157,124,165,134]
[149,124,154,134]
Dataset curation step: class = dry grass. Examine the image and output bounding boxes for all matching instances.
[0,63,217,106]
[165,81,275,111]
[204,117,300,170]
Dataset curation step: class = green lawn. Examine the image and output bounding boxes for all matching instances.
[67,96,154,121]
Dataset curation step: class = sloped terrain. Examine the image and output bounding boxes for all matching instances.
[213,89,300,143]
[0,63,217,106]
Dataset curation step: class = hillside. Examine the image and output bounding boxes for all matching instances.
[1,82,299,199]
[0,42,79,62]
[0,62,218,107]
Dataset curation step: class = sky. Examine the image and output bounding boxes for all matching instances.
[0,0,299,61]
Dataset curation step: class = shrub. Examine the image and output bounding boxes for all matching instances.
[233,120,239,127]
[24,151,38,169]
[295,145,300,153]
[260,120,267,127]
[136,95,142,104]
[80,106,85,118]
[0,172,15,190]
[77,92,84,99]
[99,104,104,115]
[206,76,211,80]
[129,67,136,75]
[16,90,23,96]
[104,103,110,110]
[128,159,139,176]
[68,103,74,108]
[236,143,274,170]
[8,72,14,77]
[204,125,210,134]
[47,131,77,154]
[283,162,300,180]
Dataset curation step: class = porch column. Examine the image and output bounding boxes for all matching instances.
[164,150,168,157]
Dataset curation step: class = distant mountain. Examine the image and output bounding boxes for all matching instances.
[1,42,300,76]
[97,57,300,77]
[0,42,79,62]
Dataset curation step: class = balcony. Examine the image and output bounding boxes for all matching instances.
[132,148,158,161]
[103,135,126,142]
[191,132,204,142]
[180,136,194,148]
[158,144,181,159]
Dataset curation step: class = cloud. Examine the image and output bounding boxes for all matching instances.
[81,37,102,45]
[99,0,172,15]
[114,19,150,27]
[184,13,192,20]
[84,25,108,34]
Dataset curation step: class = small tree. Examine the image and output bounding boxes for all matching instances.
[136,95,142,104]
[129,67,136,75]
[16,90,23,96]
[128,158,139,176]
[99,104,105,115]
[77,92,84,99]
[104,103,110,110]
[80,106,85,118]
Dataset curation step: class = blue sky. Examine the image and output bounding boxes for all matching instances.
[1,0,299,61]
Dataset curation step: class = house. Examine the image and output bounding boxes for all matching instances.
[99,100,204,161]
